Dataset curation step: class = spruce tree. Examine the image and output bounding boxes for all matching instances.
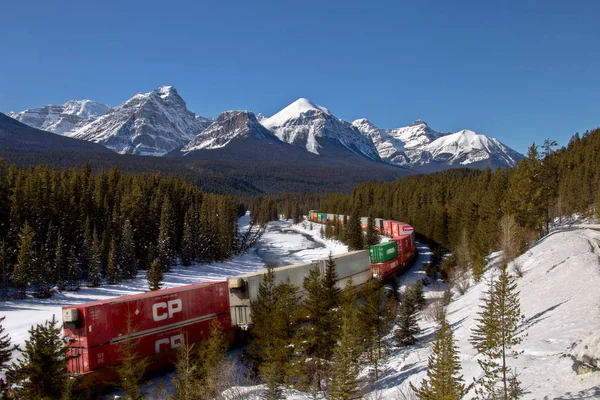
[13,222,36,299]
[365,212,380,248]
[65,245,80,291]
[0,241,7,301]
[346,207,364,251]
[54,235,66,290]
[197,319,228,398]
[470,265,524,400]
[157,197,175,272]
[86,230,101,287]
[410,313,468,400]
[328,280,361,400]
[8,315,74,399]
[116,313,149,400]
[170,341,202,400]
[359,279,396,381]
[0,316,13,396]
[121,219,137,279]
[106,238,119,285]
[148,259,163,291]
[395,282,421,347]
[181,210,195,267]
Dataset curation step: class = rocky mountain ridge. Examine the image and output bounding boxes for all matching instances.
[9,88,522,170]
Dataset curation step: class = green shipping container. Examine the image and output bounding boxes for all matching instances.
[317,213,323,222]
[369,241,398,264]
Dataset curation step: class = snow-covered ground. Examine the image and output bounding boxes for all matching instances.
[225,226,600,400]
[3,218,600,399]
[0,217,346,354]
[371,226,600,400]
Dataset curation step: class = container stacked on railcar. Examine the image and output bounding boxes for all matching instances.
[228,250,371,326]
[62,281,231,378]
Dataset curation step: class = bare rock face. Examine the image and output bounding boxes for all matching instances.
[70,86,212,156]
[183,110,275,152]
[9,100,111,135]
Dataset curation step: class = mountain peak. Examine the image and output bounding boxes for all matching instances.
[262,98,330,128]
[154,86,177,99]
[411,119,428,127]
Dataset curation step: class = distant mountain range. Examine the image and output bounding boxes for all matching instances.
[7,86,523,172]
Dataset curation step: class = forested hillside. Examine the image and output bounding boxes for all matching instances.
[258,128,600,259]
[0,162,242,298]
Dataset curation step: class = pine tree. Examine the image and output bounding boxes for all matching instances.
[148,259,163,291]
[346,207,364,251]
[410,313,468,400]
[470,265,524,400]
[359,279,396,381]
[86,230,101,287]
[121,219,137,279]
[197,319,228,398]
[170,341,202,400]
[7,315,74,399]
[181,210,195,267]
[54,235,66,291]
[0,316,13,396]
[33,222,55,298]
[65,245,80,291]
[106,238,119,285]
[365,212,380,248]
[395,282,421,347]
[13,222,36,299]
[116,313,149,400]
[0,241,7,301]
[328,280,361,400]
[157,197,175,272]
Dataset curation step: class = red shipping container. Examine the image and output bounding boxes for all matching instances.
[383,220,393,236]
[391,221,401,237]
[63,281,229,349]
[370,257,401,278]
[67,312,232,373]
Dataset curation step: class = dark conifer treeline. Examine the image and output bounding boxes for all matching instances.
[0,161,242,298]
[259,128,600,261]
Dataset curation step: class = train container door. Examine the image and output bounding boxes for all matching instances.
[374,218,384,232]
[66,342,113,374]
[63,303,111,349]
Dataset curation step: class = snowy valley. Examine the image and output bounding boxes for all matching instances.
[2,218,599,399]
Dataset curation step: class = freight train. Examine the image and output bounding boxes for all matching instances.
[61,213,416,385]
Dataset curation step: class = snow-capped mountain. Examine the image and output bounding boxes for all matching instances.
[352,119,522,170]
[9,100,111,135]
[261,98,381,162]
[182,110,275,153]
[69,86,210,156]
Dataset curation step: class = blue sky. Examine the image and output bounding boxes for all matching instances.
[1,0,599,154]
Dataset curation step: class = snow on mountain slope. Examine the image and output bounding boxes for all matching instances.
[9,100,111,135]
[262,98,381,161]
[352,118,410,166]
[182,110,276,152]
[70,86,209,156]
[353,119,522,170]
[423,128,521,166]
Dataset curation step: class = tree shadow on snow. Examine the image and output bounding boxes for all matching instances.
[522,300,569,332]
[375,362,427,390]
[547,387,600,399]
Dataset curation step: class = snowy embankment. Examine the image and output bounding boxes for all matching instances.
[374,227,600,400]
[0,217,345,355]
[228,227,600,400]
